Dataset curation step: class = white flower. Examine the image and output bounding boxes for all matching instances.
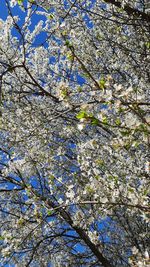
[70,29,76,38]
[114,84,122,91]
[145,162,149,173]
[16,108,22,116]
[77,123,85,131]
[144,250,149,260]
[132,246,139,255]
[60,21,66,28]
[0,20,4,29]
[58,198,63,204]
[1,247,11,257]
[137,262,143,267]
[101,197,107,203]
[93,168,100,175]
[124,113,140,127]
[66,189,75,200]
[10,0,18,8]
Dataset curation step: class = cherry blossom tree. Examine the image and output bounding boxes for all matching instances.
[0,0,149,266]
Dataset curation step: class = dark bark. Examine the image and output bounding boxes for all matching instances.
[46,199,114,267]
[104,0,150,22]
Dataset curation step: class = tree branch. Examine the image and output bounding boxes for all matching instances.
[104,0,150,22]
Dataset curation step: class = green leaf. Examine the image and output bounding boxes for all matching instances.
[65,40,70,46]
[61,88,68,97]
[0,236,4,241]
[124,143,131,150]
[48,14,54,20]
[76,111,87,119]
[120,130,130,136]
[145,42,150,49]
[99,78,106,90]
[115,118,121,126]
[82,72,90,78]
[96,159,104,166]
[77,86,83,92]
[102,116,108,124]
[49,175,55,181]
[47,210,53,216]
[128,187,134,193]
[91,117,99,125]
[65,40,72,48]
[18,0,24,4]
[143,189,148,195]
[67,55,74,61]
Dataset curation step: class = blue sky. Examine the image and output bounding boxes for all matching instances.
[0,0,8,19]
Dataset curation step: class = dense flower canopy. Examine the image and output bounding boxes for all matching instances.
[0,0,150,266]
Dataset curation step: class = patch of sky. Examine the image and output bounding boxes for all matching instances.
[0,0,8,20]
[67,141,76,149]
[50,56,56,64]
[76,74,86,85]
[88,216,118,244]
[32,30,48,47]
[83,13,94,28]
[1,181,19,191]
[5,172,22,183]
[29,175,39,188]
[99,2,107,9]
[70,165,79,173]
[65,148,74,159]
[101,103,108,109]
[54,136,65,143]
[73,243,86,253]
[0,263,15,267]
[53,155,66,163]
[97,216,112,230]
[0,152,8,168]
[64,0,70,10]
